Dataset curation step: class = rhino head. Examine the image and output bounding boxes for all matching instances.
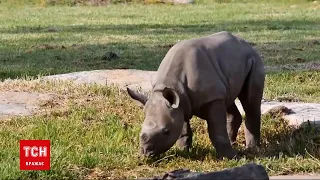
[127,86,185,157]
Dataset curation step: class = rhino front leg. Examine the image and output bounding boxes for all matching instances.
[202,100,237,159]
[227,103,243,145]
[176,120,193,152]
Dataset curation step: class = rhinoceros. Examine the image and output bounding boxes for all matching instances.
[127,31,265,159]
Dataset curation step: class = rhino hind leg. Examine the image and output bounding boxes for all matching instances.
[176,121,193,152]
[226,103,243,145]
[238,92,262,149]
[238,58,265,149]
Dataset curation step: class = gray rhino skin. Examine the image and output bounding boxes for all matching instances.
[127,31,265,159]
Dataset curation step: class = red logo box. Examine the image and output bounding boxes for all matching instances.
[20,140,50,170]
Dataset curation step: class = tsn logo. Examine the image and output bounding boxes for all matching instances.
[20,140,50,170]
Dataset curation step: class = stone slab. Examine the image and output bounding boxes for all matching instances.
[235,100,320,127]
[270,175,320,179]
[0,92,56,119]
[164,0,195,4]
[43,69,156,93]
[152,163,269,180]
[42,69,320,128]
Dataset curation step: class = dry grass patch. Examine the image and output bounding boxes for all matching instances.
[0,79,319,179]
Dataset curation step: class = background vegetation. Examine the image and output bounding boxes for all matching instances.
[0,0,317,7]
[0,0,319,179]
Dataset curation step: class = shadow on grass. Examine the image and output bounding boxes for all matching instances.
[1,39,319,81]
[0,19,319,80]
[258,117,320,159]
[0,19,318,35]
[0,42,168,80]
[174,145,216,161]
[145,116,320,164]
[143,146,216,166]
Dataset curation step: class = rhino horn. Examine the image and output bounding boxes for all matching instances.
[127,87,148,106]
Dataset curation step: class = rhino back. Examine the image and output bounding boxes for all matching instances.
[154,31,261,110]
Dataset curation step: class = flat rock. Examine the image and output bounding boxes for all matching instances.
[43,69,156,93]
[164,0,195,4]
[0,92,56,120]
[270,175,320,179]
[235,100,320,127]
[152,163,269,180]
[43,69,320,128]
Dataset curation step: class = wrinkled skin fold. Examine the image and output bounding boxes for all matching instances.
[127,31,265,159]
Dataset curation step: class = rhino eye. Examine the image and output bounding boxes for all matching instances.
[162,128,170,136]
[141,133,148,142]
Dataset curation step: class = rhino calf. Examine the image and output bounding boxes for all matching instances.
[127,31,265,159]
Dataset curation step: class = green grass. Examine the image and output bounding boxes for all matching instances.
[0,1,319,80]
[0,80,319,179]
[264,71,320,102]
[1,0,320,179]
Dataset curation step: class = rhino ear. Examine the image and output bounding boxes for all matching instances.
[127,87,148,106]
[162,87,180,109]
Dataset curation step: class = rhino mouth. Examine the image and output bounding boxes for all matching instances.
[145,150,156,157]
[140,144,173,158]
[140,147,156,157]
